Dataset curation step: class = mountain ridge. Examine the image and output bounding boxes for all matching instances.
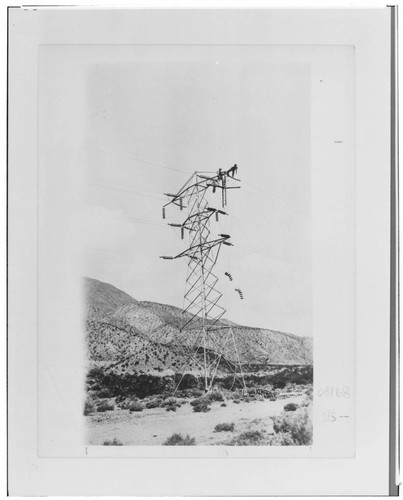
[84,277,313,374]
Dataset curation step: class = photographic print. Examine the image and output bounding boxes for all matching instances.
[10,7,394,495]
[80,46,313,447]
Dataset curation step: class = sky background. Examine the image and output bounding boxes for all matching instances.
[81,46,312,335]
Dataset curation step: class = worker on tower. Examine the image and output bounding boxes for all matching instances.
[227,164,238,178]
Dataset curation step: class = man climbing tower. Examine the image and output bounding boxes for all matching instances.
[227,164,238,178]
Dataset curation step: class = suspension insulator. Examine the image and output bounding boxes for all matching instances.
[181,227,184,240]
[162,207,166,219]
[215,212,219,222]
[179,198,183,210]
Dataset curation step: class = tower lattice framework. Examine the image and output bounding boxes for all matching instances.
[161,169,247,393]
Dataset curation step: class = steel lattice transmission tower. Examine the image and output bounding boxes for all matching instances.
[161,167,247,393]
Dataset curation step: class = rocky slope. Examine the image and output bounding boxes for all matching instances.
[84,277,313,375]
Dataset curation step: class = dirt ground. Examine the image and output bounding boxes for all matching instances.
[87,394,305,446]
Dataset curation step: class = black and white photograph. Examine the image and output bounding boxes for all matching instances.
[79,46,314,447]
[8,6,396,496]
[36,42,357,453]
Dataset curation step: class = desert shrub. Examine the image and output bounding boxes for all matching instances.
[175,388,195,398]
[268,432,295,446]
[165,404,177,412]
[270,366,313,389]
[84,398,96,416]
[162,397,178,406]
[173,389,187,398]
[208,389,224,402]
[231,390,243,400]
[146,399,161,409]
[272,408,312,445]
[173,373,199,391]
[219,376,249,391]
[190,388,204,398]
[243,396,251,403]
[97,388,112,398]
[163,433,196,446]
[270,397,277,402]
[88,366,105,379]
[255,395,264,401]
[97,400,115,412]
[221,403,227,407]
[103,438,123,446]
[119,398,133,410]
[228,430,265,446]
[129,402,144,412]
[214,422,235,432]
[225,367,312,391]
[305,385,313,397]
[190,396,210,407]
[161,397,181,409]
[233,399,240,404]
[87,369,175,399]
[284,403,298,412]
[193,400,211,413]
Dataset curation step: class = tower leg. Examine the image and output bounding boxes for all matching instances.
[229,327,248,394]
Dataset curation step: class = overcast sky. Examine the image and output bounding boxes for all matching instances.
[80,46,312,335]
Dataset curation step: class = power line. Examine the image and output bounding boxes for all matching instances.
[122,215,165,227]
[88,247,150,258]
[87,145,189,174]
[89,181,164,201]
[91,210,165,227]
[88,143,297,208]
[91,178,165,197]
[239,179,299,208]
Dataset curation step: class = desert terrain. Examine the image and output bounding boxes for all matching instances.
[84,277,313,446]
[87,392,309,446]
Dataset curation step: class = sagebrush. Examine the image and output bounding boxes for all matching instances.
[271,407,312,446]
[214,422,235,432]
[103,438,123,446]
[163,433,196,446]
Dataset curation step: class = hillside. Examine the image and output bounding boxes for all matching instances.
[85,277,138,317]
[84,277,313,375]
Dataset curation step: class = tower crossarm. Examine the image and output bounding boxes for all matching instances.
[163,171,240,211]
[159,235,231,260]
[163,174,216,208]
[178,207,225,230]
